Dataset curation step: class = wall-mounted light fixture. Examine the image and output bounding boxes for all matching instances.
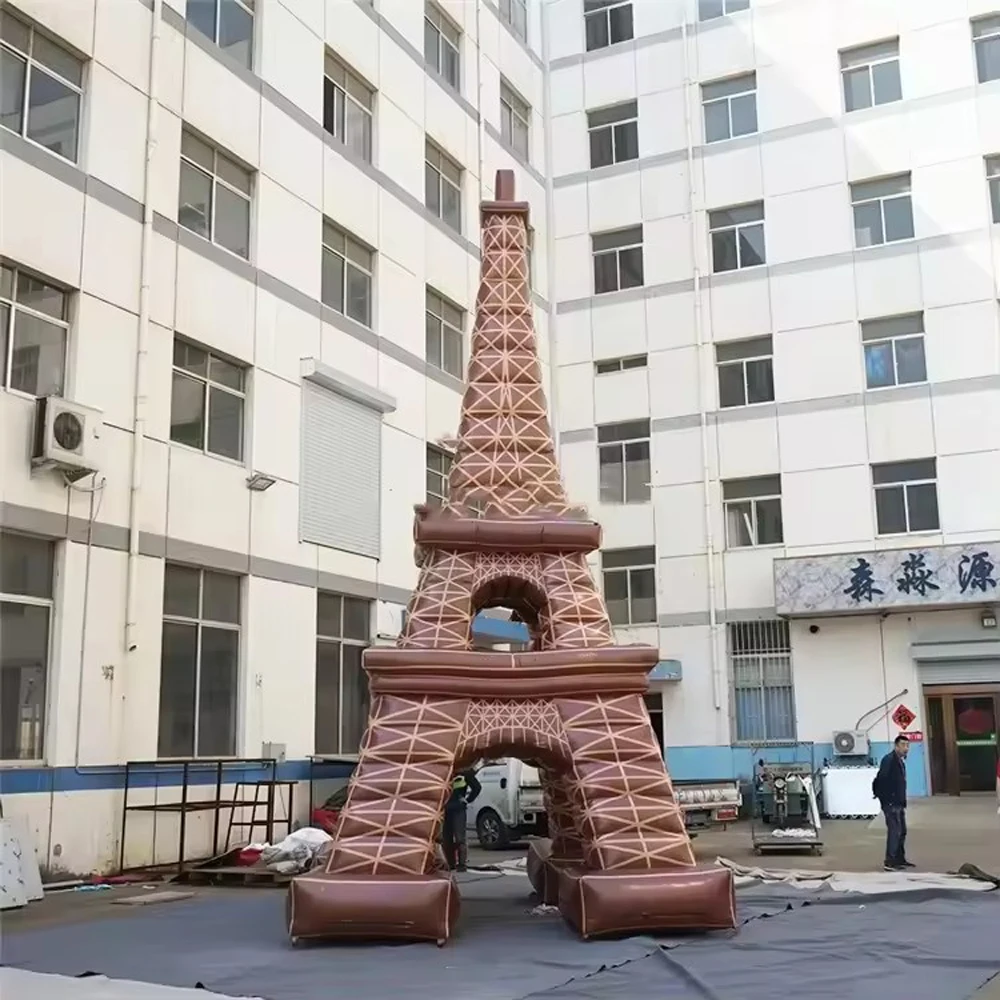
[246,472,277,492]
[982,609,998,629]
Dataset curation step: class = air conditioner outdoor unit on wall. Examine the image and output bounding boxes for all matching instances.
[32,396,103,481]
[832,730,870,757]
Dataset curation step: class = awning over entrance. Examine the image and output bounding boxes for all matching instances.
[774,542,998,616]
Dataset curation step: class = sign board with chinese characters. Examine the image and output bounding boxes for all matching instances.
[891,704,915,730]
[774,543,998,616]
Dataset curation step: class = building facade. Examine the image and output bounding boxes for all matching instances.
[550,0,1000,797]
[1,0,999,876]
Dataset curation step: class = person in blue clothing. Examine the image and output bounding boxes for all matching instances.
[442,767,482,872]
[872,734,914,871]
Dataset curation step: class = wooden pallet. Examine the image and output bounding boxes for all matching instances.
[178,865,291,887]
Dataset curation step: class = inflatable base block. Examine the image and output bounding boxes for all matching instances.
[556,865,736,939]
[287,871,459,945]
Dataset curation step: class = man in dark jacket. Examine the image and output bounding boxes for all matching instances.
[872,735,913,871]
[442,767,482,872]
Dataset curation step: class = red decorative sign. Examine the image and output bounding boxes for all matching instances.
[902,731,923,743]
[892,704,916,730]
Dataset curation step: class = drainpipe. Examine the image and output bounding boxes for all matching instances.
[475,1,485,203]
[540,0,560,443]
[124,0,162,657]
[681,17,722,716]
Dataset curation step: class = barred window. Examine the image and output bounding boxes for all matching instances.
[729,620,796,744]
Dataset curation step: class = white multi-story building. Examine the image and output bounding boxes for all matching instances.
[551,0,1000,801]
[1,0,999,877]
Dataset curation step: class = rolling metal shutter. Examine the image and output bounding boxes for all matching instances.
[918,660,1000,685]
[300,381,381,558]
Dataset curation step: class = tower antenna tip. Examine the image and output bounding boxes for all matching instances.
[495,169,515,201]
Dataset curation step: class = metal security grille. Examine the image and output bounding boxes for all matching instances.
[728,619,796,744]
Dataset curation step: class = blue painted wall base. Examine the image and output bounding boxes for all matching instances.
[1,742,928,797]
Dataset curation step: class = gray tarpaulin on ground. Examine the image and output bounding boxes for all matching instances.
[4,871,999,1000]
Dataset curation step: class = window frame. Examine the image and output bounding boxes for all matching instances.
[872,459,940,536]
[722,476,784,549]
[988,155,1000,224]
[728,620,796,745]
[861,313,927,390]
[425,3,461,90]
[715,337,774,409]
[323,52,374,164]
[973,14,1000,85]
[426,444,453,507]
[178,129,253,260]
[839,39,902,113]
[0,262,70,398]
[587,101,639,169]
[701,73,758,144]
[500,80,531,160]
[322,220,374,329]
[0,10,84,164]
[850,173,914,249]
[601,547,657,627]
[170,338,247,463]
[699,0,750,22]
[592,226,645,295]
[597,420,651,505]
[584,0,634,53]
[315,591,372,757]
[708,202,766,272]
[499,0,528,43]
[158,565,242,759]
[425,141,463,234]
[186,0,255,69]
[425,288,465,379]
[0,531,55,763]
[595,354,647,375]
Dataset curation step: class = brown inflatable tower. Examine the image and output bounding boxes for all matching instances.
[287,171,735,944]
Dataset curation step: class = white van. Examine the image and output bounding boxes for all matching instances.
[467,759,547,849]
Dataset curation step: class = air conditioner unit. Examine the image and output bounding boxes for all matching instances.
[832,730,870,757]
[32,396,103,481]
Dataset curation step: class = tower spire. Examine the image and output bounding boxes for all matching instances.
[446,170,569,518]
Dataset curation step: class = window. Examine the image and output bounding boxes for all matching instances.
[186,0,253,68]
[602,547,656,626]
[592,226,644,294]
[425,4,460,90]
[973,14,1000,84]
[587,101,638,169]
[862,313,926,389]
[598,419,650,504]
[0,10,83,162]
[170,339,245,461]
[699,0,750,21]
[323,53,373,163]
[584,1,633,52]
[500,81,530,159]
[709,202,765,272]
[729,620,795,744]
[315,592,371,755]
[872,459,939,535]
[178,130,252,259]
[425,289,464,378]
[0,263,68,397]
[425,141,462,233]
[158,565,240,758]
[702,74,757,143]
[723,476,783,548]
[851,174,913,248]
[500,0,527,42]
[595,354,647,375]
[840,39,901,112]
[988,156,1000,224]
[716,336,774,408]
[322,221,373,328]
[426,445,452,507]
[1,532,53,761]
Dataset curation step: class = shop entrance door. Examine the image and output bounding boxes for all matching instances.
[925,686,999,795]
